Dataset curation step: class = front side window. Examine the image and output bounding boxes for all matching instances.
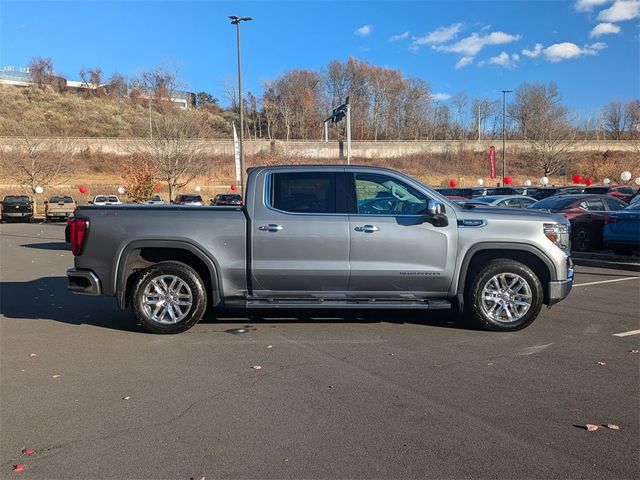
[604,197,626,211]
[271,172,337,214]
[355,173,427,215]
[580,198,605,211]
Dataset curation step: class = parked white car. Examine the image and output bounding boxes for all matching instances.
[89,195,122,206]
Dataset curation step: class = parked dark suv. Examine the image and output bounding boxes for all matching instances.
[211,194,243,206]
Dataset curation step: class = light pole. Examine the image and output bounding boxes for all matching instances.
[501,89,512,186]
[229,15,252,195]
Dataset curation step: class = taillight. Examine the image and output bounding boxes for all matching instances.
[70,218,89,256]
[45,203,49,212]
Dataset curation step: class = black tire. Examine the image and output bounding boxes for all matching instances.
[131,261,207,334]
[572,227,593,252]
[465,259,544,331]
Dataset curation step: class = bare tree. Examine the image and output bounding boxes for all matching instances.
[602,101,627,140]
[0,121,76,212]
[26,57,54,89]
[133,111,208,201]
[523,87,577,176]
[625,100,640,140]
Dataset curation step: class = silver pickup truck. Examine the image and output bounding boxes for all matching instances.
[67,165,573,334]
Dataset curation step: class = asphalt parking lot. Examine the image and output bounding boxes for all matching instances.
[1,222,639,479]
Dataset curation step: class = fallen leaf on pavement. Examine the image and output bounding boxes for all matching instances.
[122,396,130,400]
[267,345,273,349]
[13,464,25,472]
[606,424,620,430]
[586,424,599,432]
[28,353,37,357]
[51,374,61,379]
[597,361,606,366]
[21,449,34,455]
[252,365,262,370]
[629,349,639,354]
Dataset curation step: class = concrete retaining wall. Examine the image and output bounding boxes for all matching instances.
[0,137,637,158]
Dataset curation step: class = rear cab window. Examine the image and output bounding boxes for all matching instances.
[271,172,338,214]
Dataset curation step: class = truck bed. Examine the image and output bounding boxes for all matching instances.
[73,205,248,297]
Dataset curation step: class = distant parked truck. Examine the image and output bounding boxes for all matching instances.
[89,195,122,206]
[67,165,575,335]
[45,195,76,221]
[1,195,33,222]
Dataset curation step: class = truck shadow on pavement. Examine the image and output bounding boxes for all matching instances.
[0,276,476,333]
[21,242,70,251]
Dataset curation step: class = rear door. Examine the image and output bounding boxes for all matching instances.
[346,171,458,296]
[251,170,351,295]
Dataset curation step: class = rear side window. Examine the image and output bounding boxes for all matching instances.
[604,197,626,211]
[271,172,337,214]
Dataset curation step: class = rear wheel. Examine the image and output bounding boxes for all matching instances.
[465,259,543,331]
[131,261,207,334]
[573,227,593,252]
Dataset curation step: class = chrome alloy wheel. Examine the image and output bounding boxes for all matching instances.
[480,273,532,323]
[142,275,193,324]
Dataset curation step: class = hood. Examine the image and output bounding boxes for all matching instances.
[455,205,567,224]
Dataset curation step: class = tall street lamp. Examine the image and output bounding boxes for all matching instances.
[229,15,252,195]
[501,89,512,186]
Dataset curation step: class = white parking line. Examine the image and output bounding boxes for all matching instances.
[613,329,640,337]
[573,277,640,287]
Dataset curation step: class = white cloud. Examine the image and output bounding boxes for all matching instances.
[431,93,451,101]
[354,25,373,37]
[412,23,462,47]
[574,0,611,11]
[542,42,607,62]
[479,51,520,68]
[389,31,409,42]
[434,31,522,56]
[522,43,544,58]
[598,0,640,21]
[454,57,475,69]
[590,22,622,36]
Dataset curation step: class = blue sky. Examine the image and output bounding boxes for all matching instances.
[1,0,638,117]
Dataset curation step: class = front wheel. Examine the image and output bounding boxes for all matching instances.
[131,261,207,334]
[465,259,544,331]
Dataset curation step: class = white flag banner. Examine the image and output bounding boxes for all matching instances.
[233,123,241,183]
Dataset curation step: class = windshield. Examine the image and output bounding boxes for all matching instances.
[2,195,30,204]
[585,187,608,194]
[529,196,577,210]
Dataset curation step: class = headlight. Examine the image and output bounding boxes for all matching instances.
[543,222,570,250]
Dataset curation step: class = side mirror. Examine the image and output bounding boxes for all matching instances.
[88,200,93,204]
[427,200,444,216]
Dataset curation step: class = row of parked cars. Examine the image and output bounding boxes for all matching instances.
[0,192,245,223]
[436,184,639,255]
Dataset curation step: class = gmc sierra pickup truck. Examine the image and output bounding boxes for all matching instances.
[67,165,573,334]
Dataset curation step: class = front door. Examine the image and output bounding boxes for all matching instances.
[347,171,458,296]
[251,170,350,296]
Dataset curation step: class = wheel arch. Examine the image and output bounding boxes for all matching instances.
[115,240,222,309]
[455,243,556,310]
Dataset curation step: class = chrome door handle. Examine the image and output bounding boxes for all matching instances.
[354,225,380,233]
[258,224,283,232]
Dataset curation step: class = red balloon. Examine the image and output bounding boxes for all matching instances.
[572,174,583,184]
[230,184,238,191]
[155,184,161,193]
[504,176,513,185]
[585,178,593,186]
[79,186,86,194]
[449,180,457,188]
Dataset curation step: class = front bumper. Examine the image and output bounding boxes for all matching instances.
[66,268,101,295]
[548,257,574,306]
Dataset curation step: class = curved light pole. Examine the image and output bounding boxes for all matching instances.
[229,15,252,195]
